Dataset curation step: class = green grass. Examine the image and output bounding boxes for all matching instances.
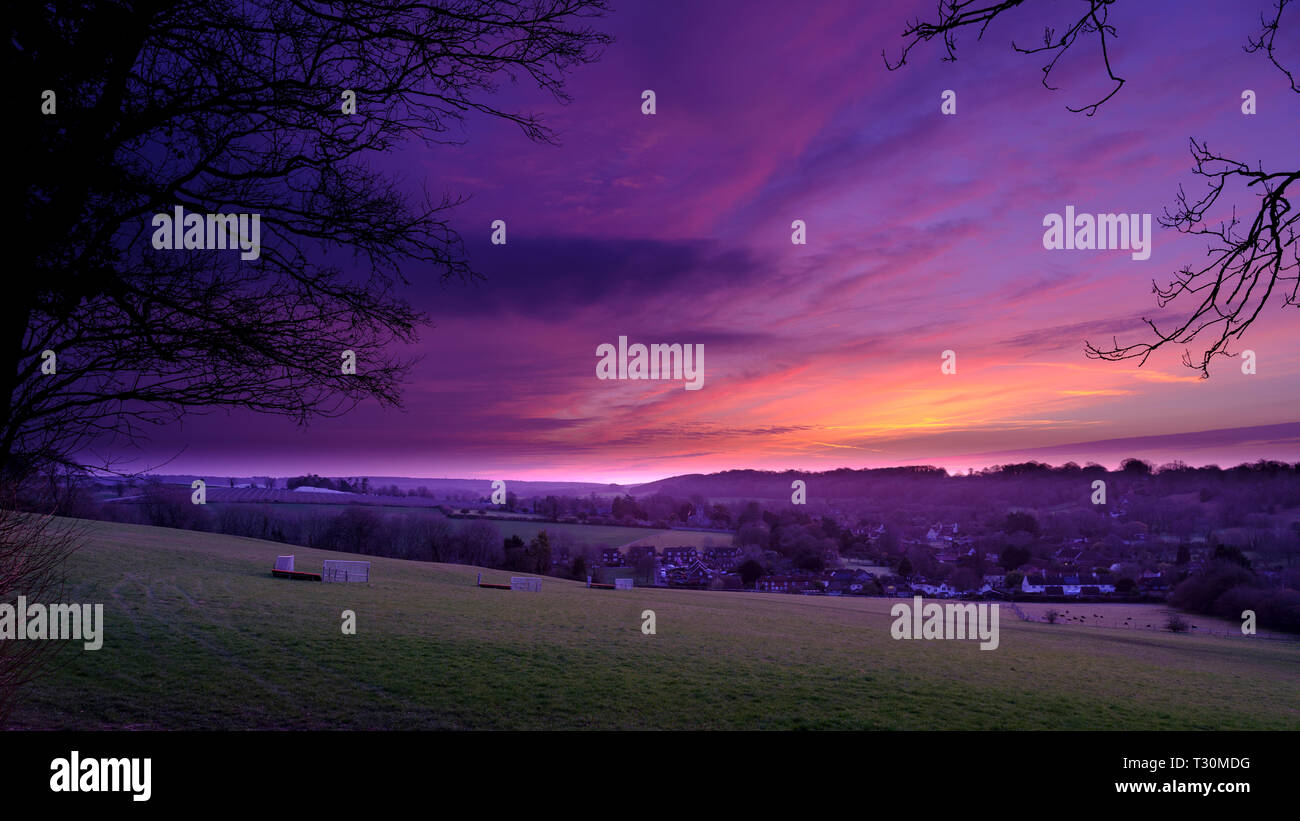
[481,519,669,549]
[209,502,672,549]
[8,519,1299,730]
[619,529,730,550]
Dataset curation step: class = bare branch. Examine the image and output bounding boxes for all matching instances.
[10,0,613,478]
[1245,0,1299,93]
[1086,140,1299,377]
[883,0,1124,116]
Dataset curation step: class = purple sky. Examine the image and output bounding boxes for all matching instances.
[119,0,1300,482]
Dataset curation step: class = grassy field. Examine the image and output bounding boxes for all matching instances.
[8,519,1299,730]
[618,529,731,550]
[482,520,670,549]
[1010,602,1294,640]
[207,502,672,550]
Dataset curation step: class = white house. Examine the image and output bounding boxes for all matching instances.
[1021,574,1116,596]
[911,582,957,597]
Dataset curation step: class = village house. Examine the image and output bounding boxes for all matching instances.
[756,575,823,594]
[666,558,716,588]
[626,544,656,563]
[877,576,911,596]
[703,546,742,571]
[1138,574,1171,597]
[662,546,698,567]
[925,523,958,544]
[1021,574,1117,596]
[825,569,873,596]
[1055,548,1084,564]
[911,581,958,597]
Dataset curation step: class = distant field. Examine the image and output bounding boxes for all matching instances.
[1010,602,1293,640]
[208,502,441,516]
[205,504,670,549]
[840,562,892,575]
[480,520,670,549]
[9,519,1299,730]
[190,487,443,506]
[619,529,731,550]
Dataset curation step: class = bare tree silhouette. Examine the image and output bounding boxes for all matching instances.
[1086,142,1298,376]
[1246,0,1299,93]
[0,487,86,725]
[883,0,1124,116]
[885,0,1298,377]
[7,0,609,725]
[11,0,612,479]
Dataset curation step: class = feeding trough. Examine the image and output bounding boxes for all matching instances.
[270,555,321,581]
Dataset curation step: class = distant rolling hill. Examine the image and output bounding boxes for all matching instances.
[627,467,948,499]
[146,475,635,497]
